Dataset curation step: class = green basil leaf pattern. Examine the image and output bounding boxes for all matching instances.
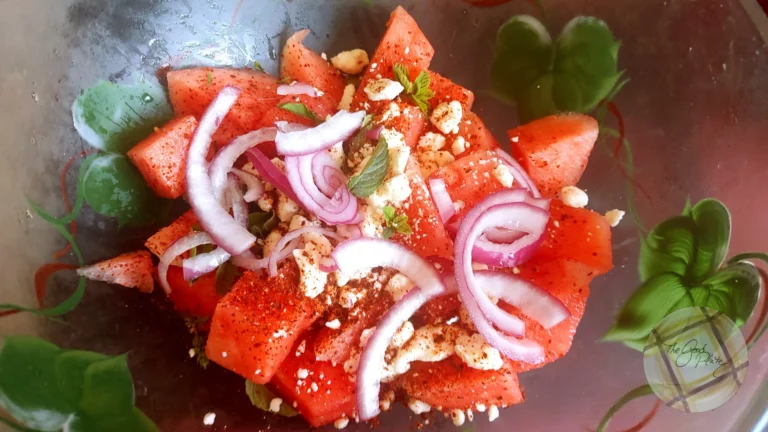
[689,198,731,282]
[638,216,697,282]
[603,273,690,343]
[244,380,298,417]
[700,262,760,326]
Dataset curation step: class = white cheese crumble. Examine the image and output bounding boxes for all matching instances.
[321,52,328,60]
[269,398,283,413]
[257,194,274,212]
[189,348,196,358]
[293,230,333,298]
[451,136,468,155]
[295,340,306,356]
[417,150,455,178]
[453,200,465,213]
[385,273,415,301]
[488,405,500,422]
[417,132,447,152]
[430,101,463,134]
[331,49,369,75]
[389,146,411,176]
[380,102,401,122]
[454,333,504,370]
[605,209,626,227]
[359,327,376,347]
[360,205,385,238]
[451,409,466,426]
[368,174,412,208]
[203,412,216,426]
[364,79,404,101]
[277,193,300,222]
[326,142,345,167]
[391,325,458,375]
[391,321,415,348]
[334,417,350,429]
[296,368,309,379]
[493,164,514,188]
[326,319,341,329]
[380,390,396,411]
[408,399,432,414]
[263,229,283,257]
[560,185,589,208]
[338,83,355,110]
[475,403,487,412]
[380,128,407,148]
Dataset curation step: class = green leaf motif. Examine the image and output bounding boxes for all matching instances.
[82,153,165,226]
[72,79,173,154]
[603,273,690,344]
[699,262,760,327]
[491,15,623,122]
[244,380,298,417]
[0,336,158,432]
[278,102,318,123]
[392,63,434,114]
[247,211,278,238]
[638,216,697,282]
[689,198,731,282]
[348,136,390,198]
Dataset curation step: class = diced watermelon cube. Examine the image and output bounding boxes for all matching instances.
[280,29,346,106]
[76,250,154,293]
[165,266,220,319]
[428,70,474,111]
[145,210,197,259]
[373,98,426,149]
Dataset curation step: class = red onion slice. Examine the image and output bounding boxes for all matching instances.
[228,175,249,228]
[185,86,257,256]
[230,168,265,203]
[285,154,359,224]
[230,240,299,271]
[319,257,338,272]
[495,148,541,198]
[275,110,365,156]
[331,238,450,421]
[366,124,383,140]
[277,81,320,97]
[428,178,456,223]
[209,128,276,201]
[245,148,301,204]
[267,226,344,277]
[158,232,214,294]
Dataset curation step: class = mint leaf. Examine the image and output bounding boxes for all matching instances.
[381,205,412,238]
[245,380,298,417]
[348,136,389,198]
[253,61,264,72]
[603,273,690,344]
[278,102,318,123]
[383,205,396,221]
[491,15,623,122]
[347,114,374,158]
[392,63,413,93]
[382,226,396,239]
[215,262,240,297]
[689,198,731,282]
[247,211,278,238]
[206,71,213,86]
[392,64,433,114]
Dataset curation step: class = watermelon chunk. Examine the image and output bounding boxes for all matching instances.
[535,199,613,276]
[428,70,474,111]
[206,264,322,384]
[270,332,357,427]
[165,266,220,319]
[127,116,197,199]
[399,355,524,410]
[373,98,426,149]
[76,250,154,293]
[509,114,598,197]
[145,210,197,259]
[167,68,281,147]
[351,6,434,111]
[280,29,346,106]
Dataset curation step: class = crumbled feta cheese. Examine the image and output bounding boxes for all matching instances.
[389,146,411,176]
[488,405,500,422]
[391,321,415,348]
[405,46,410,55]
[605,209,625,227]
[391,325,458,375]
[189,348,196,358]
[467,408,474,421]
[510,135,519,143]
[269,398,283,412]
[472,263,489,271]
[364,78,404,101]
[512,266,521,274]
[203,412,216,426]
[493,164,515,188]
[380,128,407,148]
[343,351,360,375]
[273,329,287,338]
[334,417,350,429]
[459,306,476,331]
[380,390,396,411]
[293,233,332,298]
[385,273,415,301]
[326,319,341,329]
[451,409,466,426]
[454,333,504,370]
[430,101,463,134]
[297,368,309,379]
[453,200,465,212]
[359,327,376,347]
[408,399,432,414]
[321,52,328,60]
[434,150,455,167]
[352,154,372,177]
[327,142,346,167]
[271,157,286,173]
[311,382,319,392]
[257,194,274,212]
[338,83,355,110]
[360,205,385,238]
[263,229,283,257]
[560,185,589,208]
[417,132,447,152]
[222,351,228,358]
[277,193,300,222]
[331,49,370,75]
[446,316,459,325]
[475,403,487,413]
[451,136,468,155]
[296,340,306,356]
[368,174,412,208]
[380,102,401,122]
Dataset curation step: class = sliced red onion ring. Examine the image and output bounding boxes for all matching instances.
[268,226,345,277]
[366,124,383,140]
[228,175,249,228]
[230,240,299,271]
[285,154,359,224]
[455,190,549,362]
[319,257,338,272]
[477,270,570,329]
[185,86,257,256]
[209,128,276,201]
[275,110,365,156]
[428,178,456,223]
[230,168,265,203]
[245,148,301,204]
[495,148,541,198]
[277,81,320,97]
[274,121,309,133]
[331,238,450,421]
[312,152,343,196]
[158,232,214,294]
